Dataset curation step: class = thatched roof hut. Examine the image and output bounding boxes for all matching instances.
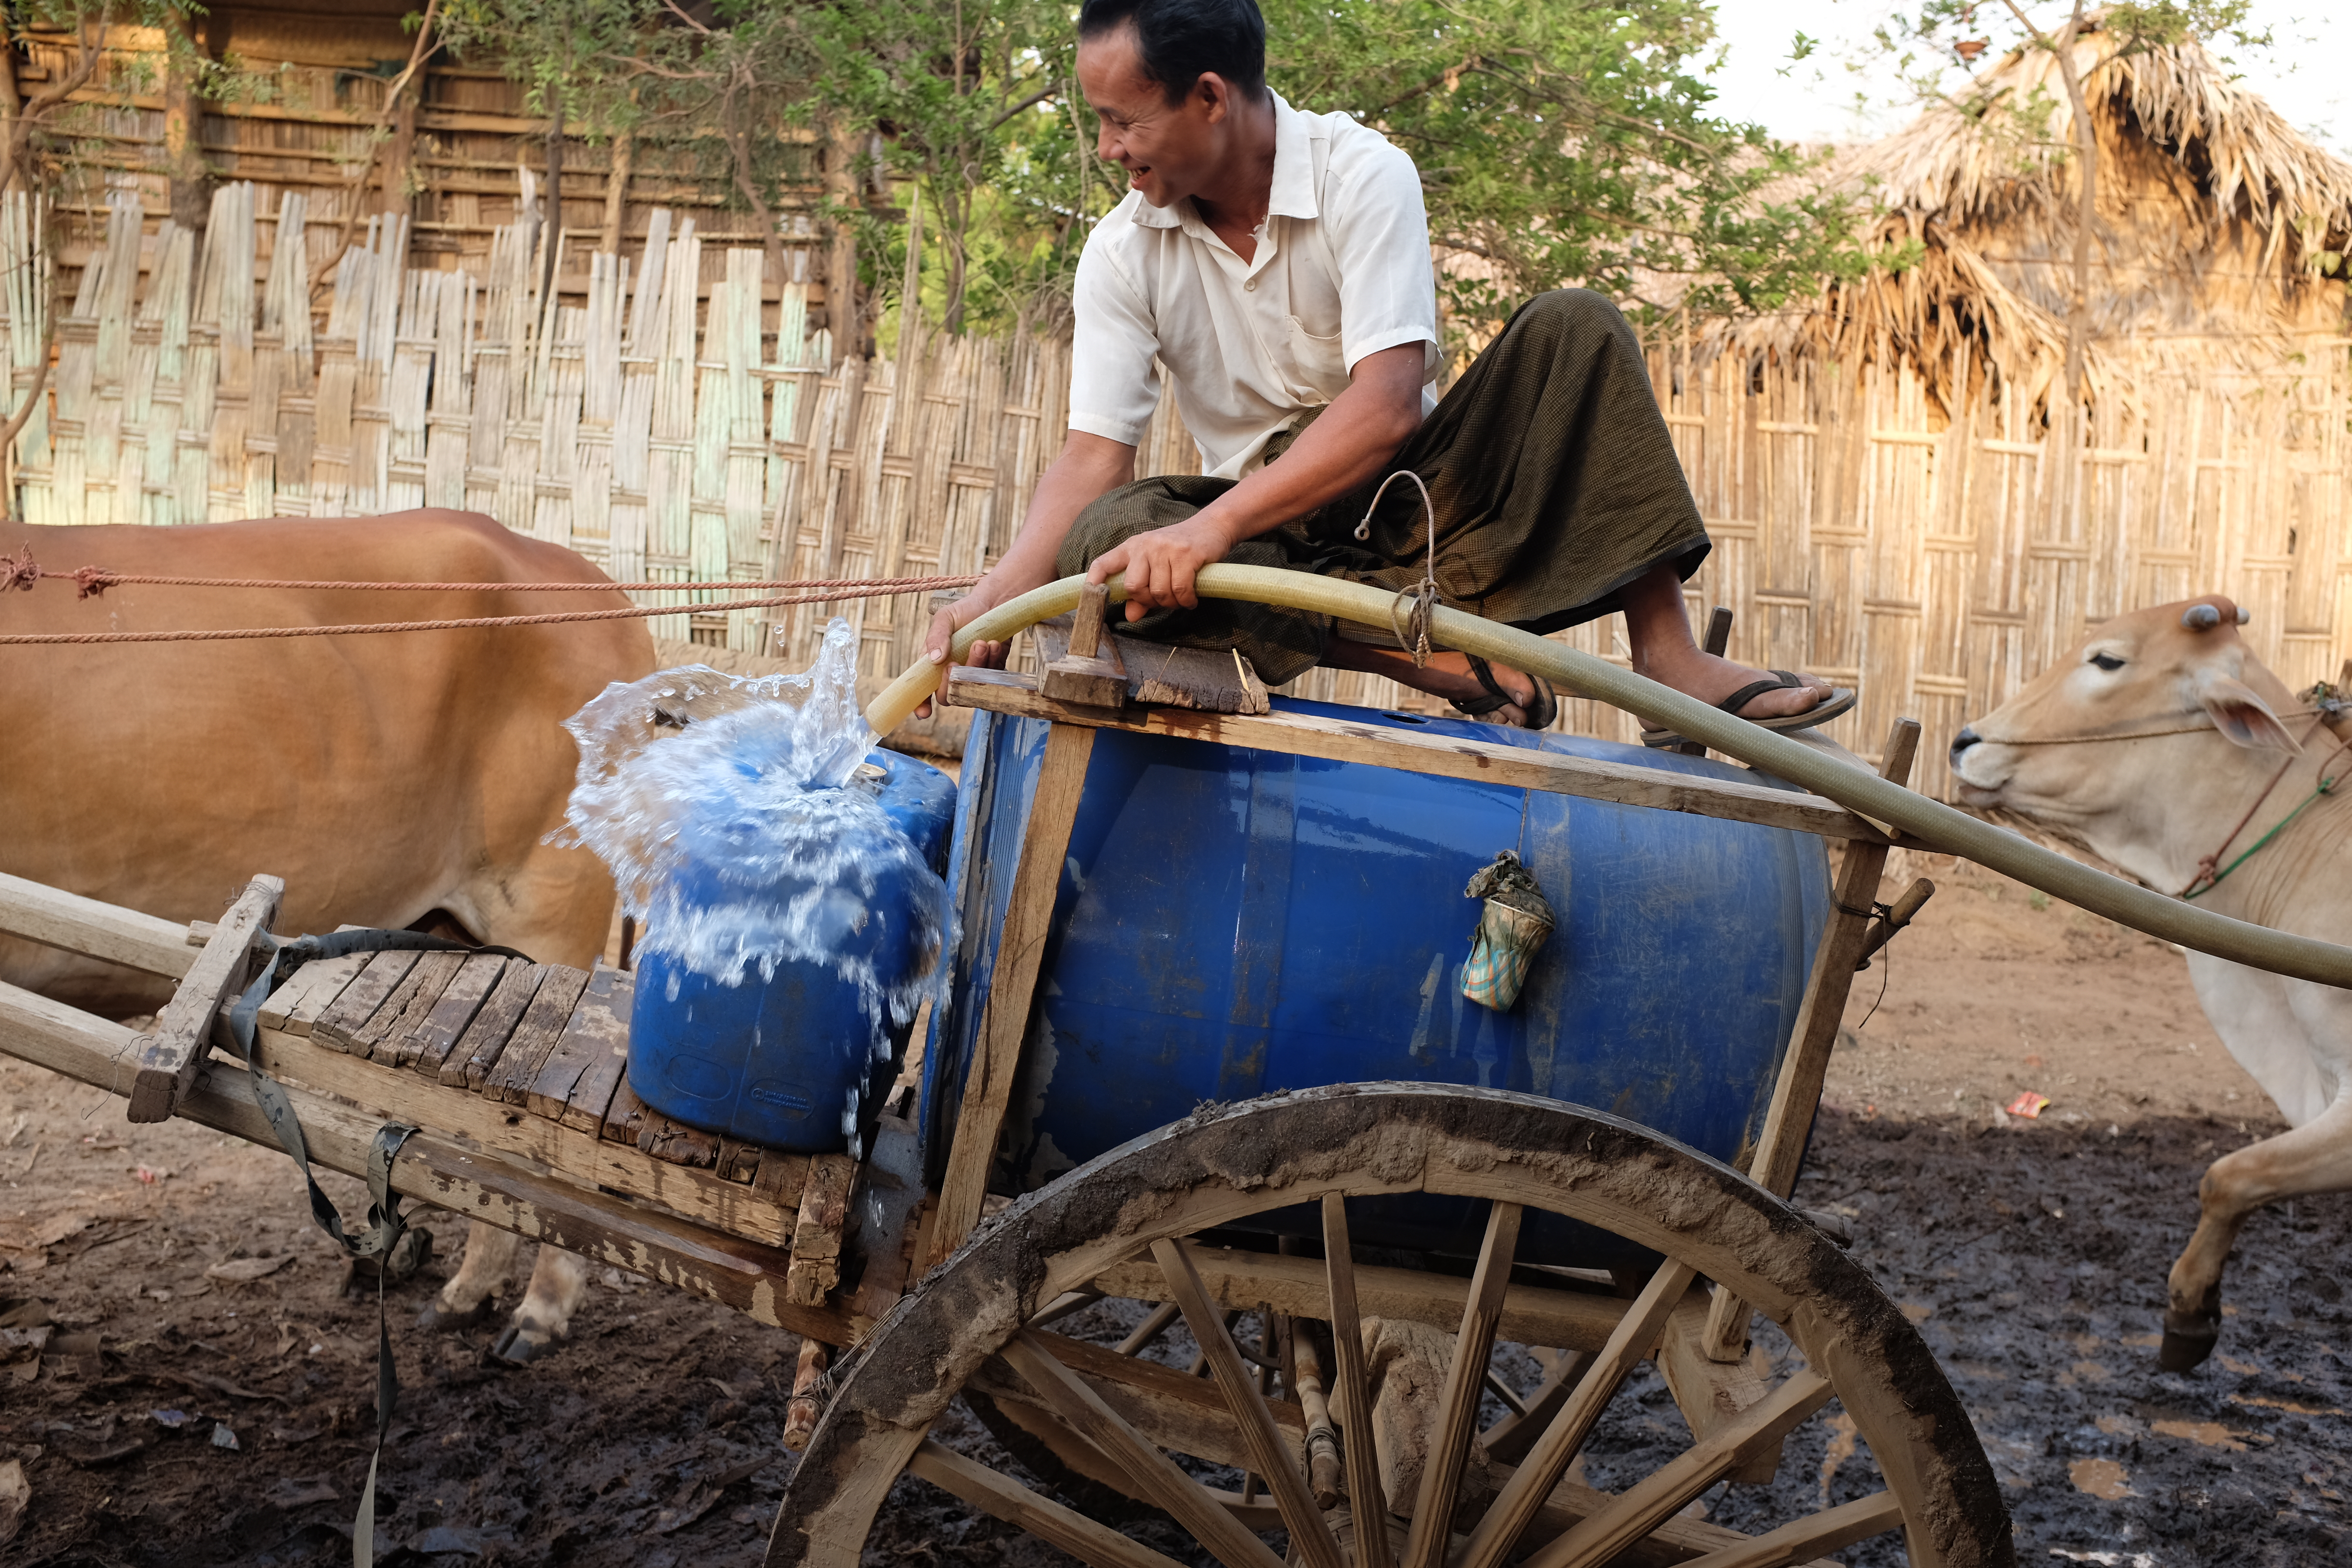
[1732,18,2352,415]
[1514,21,2352,796]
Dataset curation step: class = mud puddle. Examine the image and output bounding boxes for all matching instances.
[4,1055,2346,1566]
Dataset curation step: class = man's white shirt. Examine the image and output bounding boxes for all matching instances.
[1068,93,1440,481]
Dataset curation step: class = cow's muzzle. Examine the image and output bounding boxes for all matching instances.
[1947,726,2003,800]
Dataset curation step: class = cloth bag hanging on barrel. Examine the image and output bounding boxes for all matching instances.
[1460,851,1555,1011]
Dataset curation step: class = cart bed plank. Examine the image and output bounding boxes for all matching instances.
[314,949,419,1052]
[484,965,592,1105]
[260,950,368,1035]
[602,1075,653,1145]
[557,968,636,1132]
[453,961,547,1089]
[526,965,628,1122]
[410,954,509,1078]
[359,951,464,1065]
[638,1113,722,1167]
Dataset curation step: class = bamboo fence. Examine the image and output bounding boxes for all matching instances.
[8,184,2347,797]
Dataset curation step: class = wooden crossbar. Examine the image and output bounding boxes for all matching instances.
[946,667,1888,845]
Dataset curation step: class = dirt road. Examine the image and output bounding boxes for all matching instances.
[2,860,2343,1565]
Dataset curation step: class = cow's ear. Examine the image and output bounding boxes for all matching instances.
[2199,675,2303,752]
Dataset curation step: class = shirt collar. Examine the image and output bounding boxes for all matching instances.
[1129,92,1315,231]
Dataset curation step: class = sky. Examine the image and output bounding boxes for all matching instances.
[1699,1,2352,156]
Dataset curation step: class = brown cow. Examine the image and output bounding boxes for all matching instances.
[1949,595,2351,1370]
[1,509,655,1361]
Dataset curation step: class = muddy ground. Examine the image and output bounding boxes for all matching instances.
[2,859,2345,1566]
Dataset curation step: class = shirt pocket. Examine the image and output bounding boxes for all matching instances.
[1285,316,1349,404]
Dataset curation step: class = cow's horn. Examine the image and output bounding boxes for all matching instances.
[2183,603,2222,630]
[2236,604,2251,625]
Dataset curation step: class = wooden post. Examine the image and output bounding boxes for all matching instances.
[783,1337,829,1450]
[1699,718,1920,1360]
[928,721,1097,1265]
[1039,584,1128,708]
[126,873,283,1123]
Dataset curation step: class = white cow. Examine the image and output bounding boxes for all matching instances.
[1948,594,2351,1370]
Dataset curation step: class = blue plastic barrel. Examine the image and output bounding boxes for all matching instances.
[923,699,1829,1265]
[629,748,957,1150]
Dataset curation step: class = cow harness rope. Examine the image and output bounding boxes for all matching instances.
[2181,694,2352,900]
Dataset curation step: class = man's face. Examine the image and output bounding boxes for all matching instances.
[1076,24,1230,210]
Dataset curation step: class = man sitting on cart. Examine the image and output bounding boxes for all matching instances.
[924,0,1854,736]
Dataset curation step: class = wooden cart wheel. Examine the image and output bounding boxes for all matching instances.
[768,1086,2012,1568]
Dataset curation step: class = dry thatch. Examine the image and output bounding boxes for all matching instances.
[1723,16,2352,416]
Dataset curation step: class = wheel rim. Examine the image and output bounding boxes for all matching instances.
[769,1085,2012,1568]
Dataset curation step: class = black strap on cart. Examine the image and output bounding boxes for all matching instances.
[218,928,533,1568]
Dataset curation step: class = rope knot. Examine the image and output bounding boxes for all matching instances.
[1355,470,1440,669]
[0,545,36,593]
[71,565,117,598]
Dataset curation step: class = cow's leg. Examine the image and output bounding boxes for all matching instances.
[2182,954,2329,1127]
[489,1244,593,1366]
[419,1221,520,1331]
[2165,1090,2352,1370]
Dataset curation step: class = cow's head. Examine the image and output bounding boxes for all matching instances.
[1949,595,2303,887]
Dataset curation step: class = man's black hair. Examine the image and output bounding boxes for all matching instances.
[1077,0,1268,107]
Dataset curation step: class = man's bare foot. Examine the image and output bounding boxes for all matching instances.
[1633,644,1831,720]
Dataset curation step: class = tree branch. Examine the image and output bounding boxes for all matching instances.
[308,0,441,296]
[987,86,1055,132]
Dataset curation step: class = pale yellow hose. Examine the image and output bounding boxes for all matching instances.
[868,566,2352,990]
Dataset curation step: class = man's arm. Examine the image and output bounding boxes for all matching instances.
[919,338,1425,684]
[922,430,1137,676]
[1088,341,1425,618]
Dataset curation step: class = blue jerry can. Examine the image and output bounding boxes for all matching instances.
[923,698,1831,1267]
[628,748,958,1150]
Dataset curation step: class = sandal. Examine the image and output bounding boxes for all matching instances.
[1449,656,1557,730]
[1641,670,1857,749]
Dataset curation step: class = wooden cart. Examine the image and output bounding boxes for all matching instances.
[0,639,2014,1568]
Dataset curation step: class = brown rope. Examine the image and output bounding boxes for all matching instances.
[2180,715,2352,898]
[0,548,977,601]
[0,582,972,646]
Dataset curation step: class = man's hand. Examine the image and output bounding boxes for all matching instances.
[917,596,1008,719]
[1087,512,1235,620]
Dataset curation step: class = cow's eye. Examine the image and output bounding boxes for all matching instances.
[2089,652,2126,672]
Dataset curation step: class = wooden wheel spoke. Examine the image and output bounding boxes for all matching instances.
[1667,1490,1903,1568]
[1400,1200,1522,1568]
[1029,1288,1104,1329]
[1150,1239,1349,1568]
[1322,1194,1392,1568]
[1481,1368,1529,1417]
[1116,1299,1183,1356]
[1001,1329,1289,1568]
[907,1439,1191,1568]
[1519,1371,1835,1568]
[1477,1350,1591,1465]
[1452,1260,1695,1568]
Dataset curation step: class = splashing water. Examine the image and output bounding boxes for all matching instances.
[556,619,952,1052]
